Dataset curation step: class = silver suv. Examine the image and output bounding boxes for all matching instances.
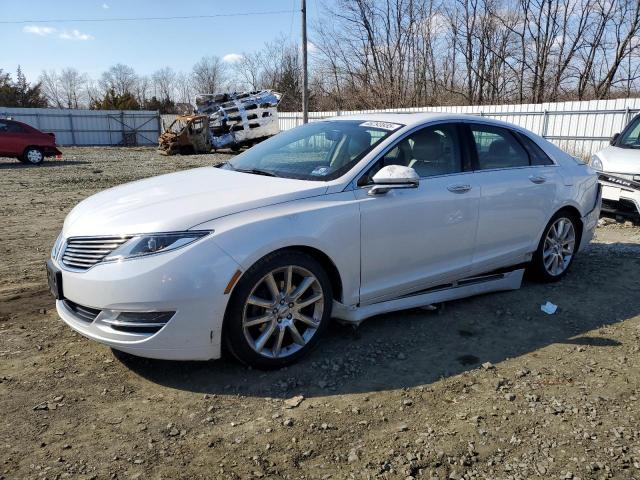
[591,114,640,218]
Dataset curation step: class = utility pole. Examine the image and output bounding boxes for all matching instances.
[301,0,309,124]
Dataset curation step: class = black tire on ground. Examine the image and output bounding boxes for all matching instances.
[21,147,44,165]
[223,250,333,369]
[529,209,582,283]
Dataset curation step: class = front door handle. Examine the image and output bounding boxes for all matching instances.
[447,184,472,193]
[529,175,547,184]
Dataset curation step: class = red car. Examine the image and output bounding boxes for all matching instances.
[0,119,62,165]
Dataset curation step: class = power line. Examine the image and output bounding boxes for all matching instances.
[0,10,298,25]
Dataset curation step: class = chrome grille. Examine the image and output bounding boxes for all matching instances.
[61,236,131,270]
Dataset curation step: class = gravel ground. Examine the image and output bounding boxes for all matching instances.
[1,147,640,480]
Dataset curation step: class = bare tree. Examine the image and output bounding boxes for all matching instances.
[191,56,227,94]
[152,67,177,101]
[39,68,87,108]
[40,70,64,108]
[100,63,137,97]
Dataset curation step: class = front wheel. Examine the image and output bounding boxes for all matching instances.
[22,147,44,165]
[223,251,333,369]
[530,211,580,282]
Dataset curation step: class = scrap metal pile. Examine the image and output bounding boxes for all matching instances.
[158,90,282,155]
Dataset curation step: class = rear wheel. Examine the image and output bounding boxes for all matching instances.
[530,211,580,282]
[223,251,332,369]
[22,147,44,165]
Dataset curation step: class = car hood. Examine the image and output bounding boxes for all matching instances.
[596,146,640,175]
[63,167,328,237]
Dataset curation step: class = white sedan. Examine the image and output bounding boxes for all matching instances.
[46,113,601,368]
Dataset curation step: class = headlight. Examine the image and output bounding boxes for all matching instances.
[104,231,211,262]
[590,155,603,171]
[51,232,64,259]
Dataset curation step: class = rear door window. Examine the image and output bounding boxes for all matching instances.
[515,132,554,165]
[6,123,24,133]
[469,124,529,170]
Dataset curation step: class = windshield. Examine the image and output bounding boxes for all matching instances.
[618,116,640,149]
[222,120,402,180]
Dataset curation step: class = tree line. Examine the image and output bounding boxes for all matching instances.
[2,0,639,113]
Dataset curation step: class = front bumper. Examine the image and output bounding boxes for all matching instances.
[51,237,241,360]
[598,173,640,216]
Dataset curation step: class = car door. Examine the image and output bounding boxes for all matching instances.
[465,122,559,274]
[0,121,27,156]
[354,122,480,304]
[0,121,13,156]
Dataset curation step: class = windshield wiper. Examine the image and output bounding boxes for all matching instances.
[235,168,278,177]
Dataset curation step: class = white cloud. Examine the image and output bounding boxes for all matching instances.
[23,25,57,36]
[59,29,94,41]
[223,53,244,63]
[307,41,318,53]
[102,2,110,8]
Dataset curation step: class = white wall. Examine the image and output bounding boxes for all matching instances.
[279,98,640,158]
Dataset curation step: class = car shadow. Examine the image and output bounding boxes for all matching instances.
[0,159,89,169]
[115,242,640,398]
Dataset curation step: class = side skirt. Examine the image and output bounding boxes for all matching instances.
[332,268,525,325]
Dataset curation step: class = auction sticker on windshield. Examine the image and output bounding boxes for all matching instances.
[359,121,403,131]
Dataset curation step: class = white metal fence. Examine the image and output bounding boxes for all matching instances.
[279,97,640,158]
[0,107,161,146]
[3,97,638,155]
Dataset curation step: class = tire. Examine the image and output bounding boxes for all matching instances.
[22,147,44,165]
[223,251,333,369]
[529,210,581,282]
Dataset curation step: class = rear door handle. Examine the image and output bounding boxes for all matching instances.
[447,184,472,193]
[529,175,547,184]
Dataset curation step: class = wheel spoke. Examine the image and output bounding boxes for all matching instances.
[291,276,315,300]
[296,313,319,328]
[248,295,273,309]
[288,323,306,346]
[285,266,293,296]
[544,252,554,268]
[254,322,276,352]
[272,327,286,357]
[556,219,565,240]
[265,273,281,301]
[244,314,272,328]
[296,293,323,309]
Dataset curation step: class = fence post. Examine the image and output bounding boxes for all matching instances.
[156,111,162,142]
[120,111,125,146]
[68,113,76,145]
[626,106,633,125]
[542,110,549,138]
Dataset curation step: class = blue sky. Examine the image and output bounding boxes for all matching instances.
[1,0,323,81]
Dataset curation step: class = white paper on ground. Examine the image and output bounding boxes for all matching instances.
[541,301,558,315]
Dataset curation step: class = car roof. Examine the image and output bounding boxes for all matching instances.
[326,112,524,130]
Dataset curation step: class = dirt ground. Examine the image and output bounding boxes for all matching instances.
[1,147,640,480]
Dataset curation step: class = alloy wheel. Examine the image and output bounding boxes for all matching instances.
[543,217,576,276]
[242,265,324,359]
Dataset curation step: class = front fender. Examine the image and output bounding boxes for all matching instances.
[194,191,362,306]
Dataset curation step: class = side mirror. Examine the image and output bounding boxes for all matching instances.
[369,165,419,196]
[610,133,620,145]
